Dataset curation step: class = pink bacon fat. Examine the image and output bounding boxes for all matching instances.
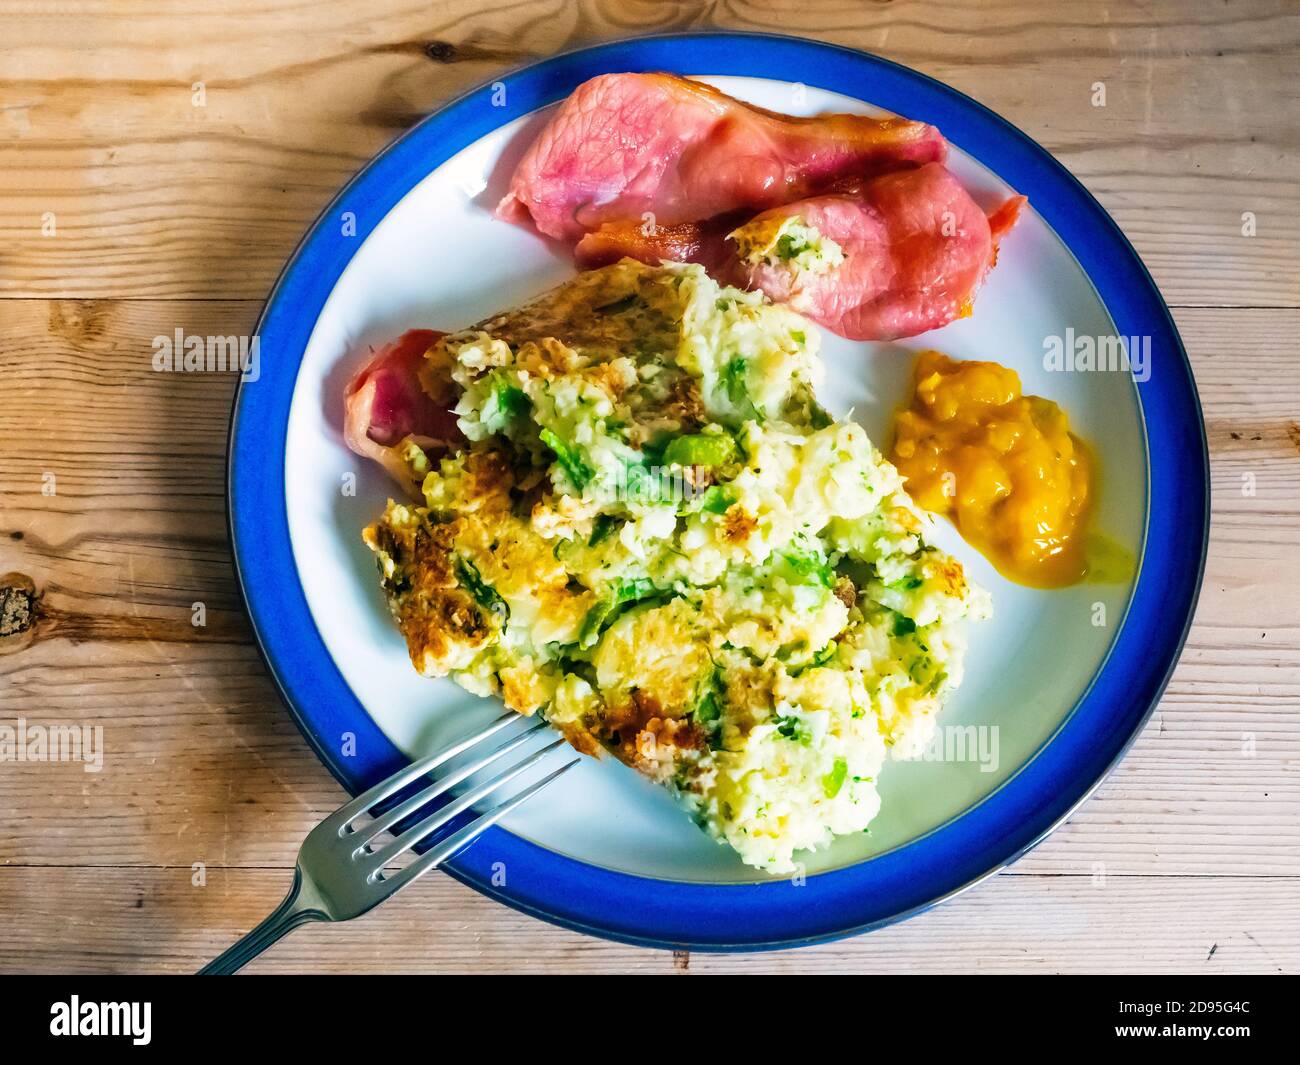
[732,164,1026,341]
[498,72,947,244]
[570,165,1026,342]
[343,329,462,494]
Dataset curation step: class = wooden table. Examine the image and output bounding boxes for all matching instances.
[1,0,1296,974]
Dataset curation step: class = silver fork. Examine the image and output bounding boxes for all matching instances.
[198,712,576,974]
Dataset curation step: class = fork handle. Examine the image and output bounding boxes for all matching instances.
[198,866,324,975]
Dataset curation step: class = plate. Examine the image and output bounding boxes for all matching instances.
[228,32,1208,949]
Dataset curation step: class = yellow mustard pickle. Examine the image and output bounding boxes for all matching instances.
[889,350,1093,588]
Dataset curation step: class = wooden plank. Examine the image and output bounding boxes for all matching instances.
[0,0,1296,304]
[0,299,1296,878]
[1,866,1294,974]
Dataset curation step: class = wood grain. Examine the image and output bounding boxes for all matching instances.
[0,0,1296,304]
[2,867,1295,974]
[0,0,1297,974]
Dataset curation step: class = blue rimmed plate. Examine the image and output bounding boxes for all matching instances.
[228,32,1208,949]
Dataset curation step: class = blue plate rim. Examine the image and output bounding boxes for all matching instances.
[226,30,1209,950]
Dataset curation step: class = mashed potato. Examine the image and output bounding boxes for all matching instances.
[364,260,989,873]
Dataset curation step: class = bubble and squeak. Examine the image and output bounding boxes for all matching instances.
[346,260,990,874]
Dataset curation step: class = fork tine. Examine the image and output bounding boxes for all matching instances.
[201,717,578,974]
[350,719,549,850]
[376,759,579,896]
[331,710,518,830]
[366,737,568,867]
